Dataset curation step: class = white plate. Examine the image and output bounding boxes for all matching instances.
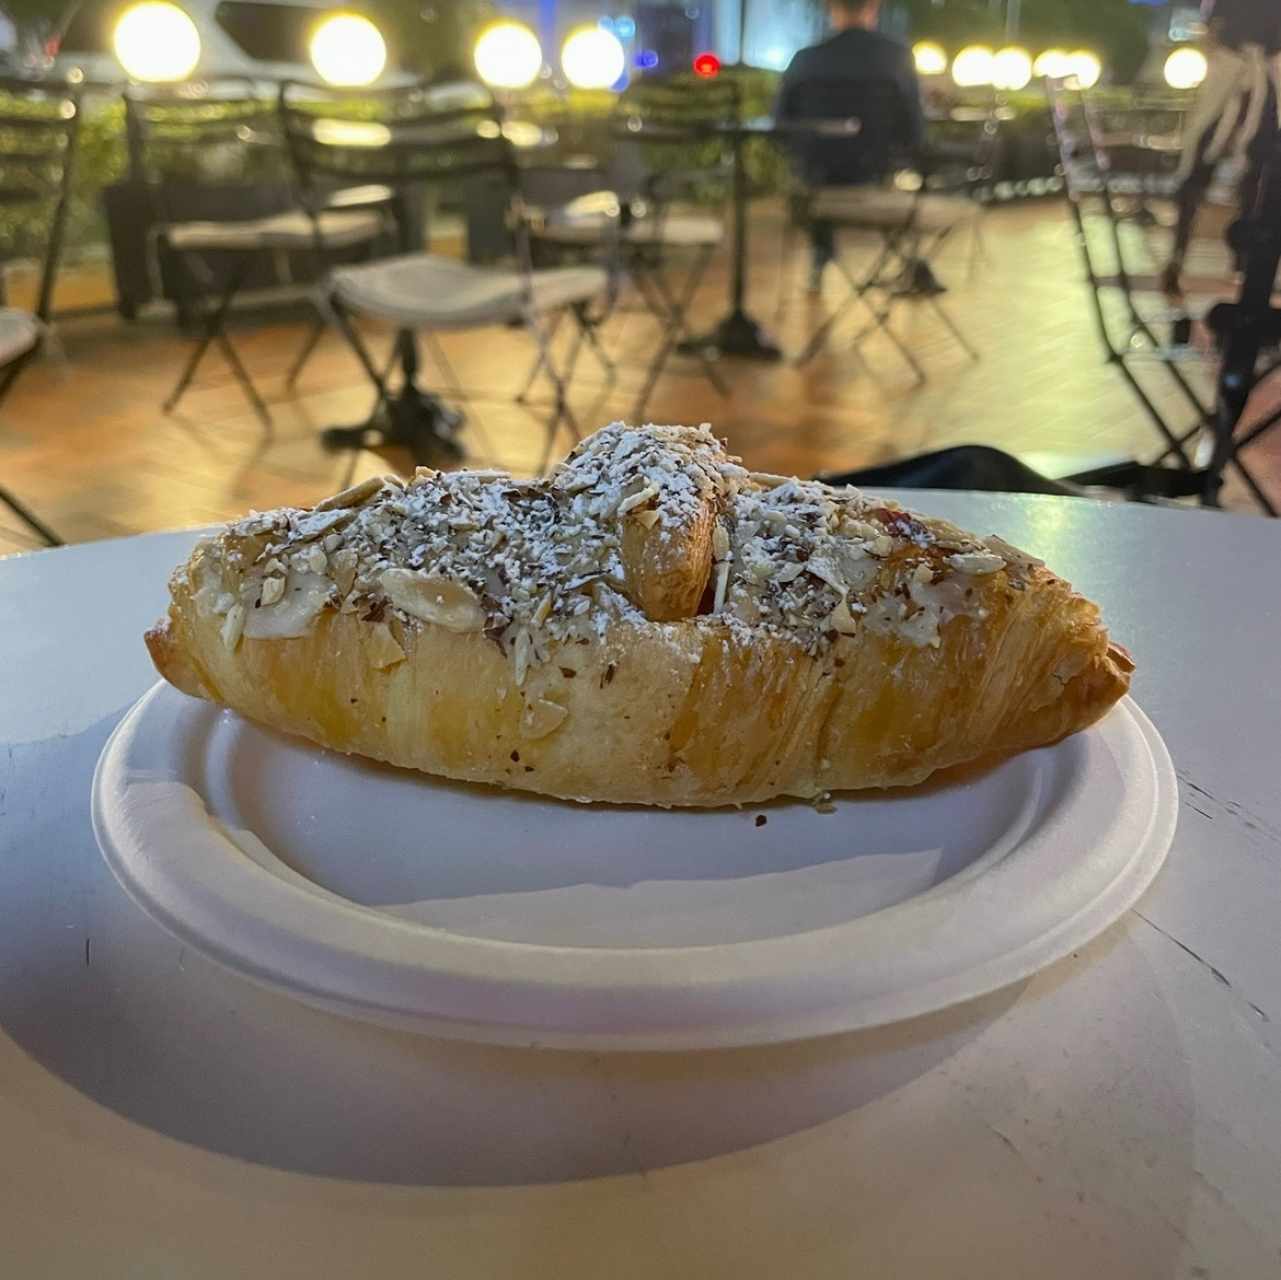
[92,683,1177,1051]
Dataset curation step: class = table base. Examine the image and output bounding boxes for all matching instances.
[680,309,783,362]
[322,385,464,466]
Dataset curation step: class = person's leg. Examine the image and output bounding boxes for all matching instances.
[809,220,835,291]
[1226,83,1278,273]
[1164,146,1216,296]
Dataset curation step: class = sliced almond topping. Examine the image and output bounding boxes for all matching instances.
[531,593,553,627]
[330,548,358,596]
[290,508,355,543]
[828,598,861,635]
[244,571,332,640]
[305,545,328,575]
[712,521,730,561]
[985,536,1043,569]
[948,552,1006,576]
[380,569,485,633]
[259,576,285,607]
[314,476,385,512]
[712,560,730,614]
[220,603,246,651]
[520,698,568,741]
[512,627,532,687]
[617,482,659,515]
[806,555,845,593]
[367,621,406,669]
[633,507,661,530]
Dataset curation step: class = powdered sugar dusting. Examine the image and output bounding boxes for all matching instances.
[210,423,1016,667]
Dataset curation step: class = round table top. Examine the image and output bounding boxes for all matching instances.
[2,492,1278,1278]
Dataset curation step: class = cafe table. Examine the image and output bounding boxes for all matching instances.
[656,112,988,364]
[1,492,1278,1277]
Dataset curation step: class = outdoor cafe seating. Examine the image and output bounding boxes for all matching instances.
[4,6,1281,1273]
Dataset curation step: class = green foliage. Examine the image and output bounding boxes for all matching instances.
[0,91,126,259]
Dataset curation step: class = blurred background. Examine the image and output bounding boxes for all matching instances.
[0,0,1277,555]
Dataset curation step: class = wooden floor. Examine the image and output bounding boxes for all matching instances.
[2,200,1278,557]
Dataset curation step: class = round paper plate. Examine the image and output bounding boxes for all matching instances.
[92,683,1177,1051]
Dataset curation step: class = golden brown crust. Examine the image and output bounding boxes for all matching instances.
[148,545,1129,807]
[143,425,1133,806]
[620,503,716,622]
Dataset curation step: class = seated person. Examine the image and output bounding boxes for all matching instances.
[776,0,926,288]
[1165,0,1281,295]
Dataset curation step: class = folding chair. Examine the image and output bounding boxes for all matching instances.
[1203,111,1281,515]
[278,80,607,473]
[0,76,81,547]
[1047,78,1277,512]
[785,77,981,379]
[521,74,738,422]
[918,101,1002,276]
[125,79,391,427]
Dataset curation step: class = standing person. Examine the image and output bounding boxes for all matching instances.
[1163,0,1281,296]
[776,0,926,291]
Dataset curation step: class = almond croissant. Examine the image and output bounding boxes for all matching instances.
[146,424,1133,806]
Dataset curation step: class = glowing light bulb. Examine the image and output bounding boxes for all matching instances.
[473,21,543,91]
[913,42,948,77]
[992,46,1032,92]
[951,45,995,89]
[1164,47,1208,91]
[561,26,626,90]
[309,13,387,88]
[112,2,201,83]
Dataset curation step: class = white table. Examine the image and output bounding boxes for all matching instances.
[2,494,1278,1278]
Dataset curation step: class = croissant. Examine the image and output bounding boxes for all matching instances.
[145,424,1133,807]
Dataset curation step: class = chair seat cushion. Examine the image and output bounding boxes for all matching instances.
[0,308,39,367]
[812,187,979,234]
[331,254,607,329]
[166,208,384,253]
[538,211,722,249]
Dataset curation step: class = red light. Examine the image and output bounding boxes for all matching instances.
[693,52,720,78]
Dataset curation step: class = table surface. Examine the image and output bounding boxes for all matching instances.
[2,493,1279,1279]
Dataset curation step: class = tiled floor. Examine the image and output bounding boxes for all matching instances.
[1,199,1277,557]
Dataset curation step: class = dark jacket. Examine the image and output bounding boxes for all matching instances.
[1208,0,1281,55]
[776,28,926,186]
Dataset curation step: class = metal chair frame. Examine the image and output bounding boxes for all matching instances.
[780,75,982,380]
[1049,79,1277,513]
[126,79,392,428]
[790,188,978,380]
[0,76,81,547]
[520,77,739,423]
[279,79,595,473]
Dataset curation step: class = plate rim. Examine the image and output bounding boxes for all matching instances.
[92,683,1178,1050]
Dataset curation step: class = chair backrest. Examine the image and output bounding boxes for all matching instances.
[278,79,515,197]
[781,74,916,185]
[123,79,280,184]
[925,105,1002,199]
[1066,85,1183,288]
[0,77,82,323]
[122,79,290,231]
